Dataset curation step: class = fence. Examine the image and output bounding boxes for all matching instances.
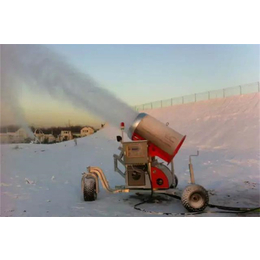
[133,82,260,111]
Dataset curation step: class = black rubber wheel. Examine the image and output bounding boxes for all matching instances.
[172,175,178,188]
[83,177,97,201]
[181,184,209,212]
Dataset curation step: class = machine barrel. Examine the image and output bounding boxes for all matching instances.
[128,113,186,162]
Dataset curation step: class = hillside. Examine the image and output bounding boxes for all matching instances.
[1,93,259,217]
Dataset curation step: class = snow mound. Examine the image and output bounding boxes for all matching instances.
[1,93,259,216]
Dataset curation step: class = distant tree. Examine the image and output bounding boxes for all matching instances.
[30,126,36,133]
[24,137,33,143]
[0,125,20,133]
[42,137,49,144]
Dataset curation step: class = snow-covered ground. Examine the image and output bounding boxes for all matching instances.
[1,93,259,217]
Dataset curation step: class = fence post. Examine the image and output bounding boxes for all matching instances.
[135,82,259,110]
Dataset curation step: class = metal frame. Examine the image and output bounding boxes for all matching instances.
[189,151,199,184]
[113,147,125,178]
[83,166,130,194]
[170,160,175,183]
[83,166,180,196]
[83,153,199,196]
[82,139,199,198]
[112,142,178,189]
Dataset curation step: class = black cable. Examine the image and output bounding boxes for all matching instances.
[134,191,260,216]
[164,193,260,214]
[132,165,260,215]
[208,203,260,213]
[134,169,154,211]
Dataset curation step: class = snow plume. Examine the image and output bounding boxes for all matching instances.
[1,45,138,132]
[1,56,35,139]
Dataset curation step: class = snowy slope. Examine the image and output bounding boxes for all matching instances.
[1,93,259,217]
[144,93,260,212]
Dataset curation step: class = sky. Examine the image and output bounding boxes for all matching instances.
[1,44,259,128]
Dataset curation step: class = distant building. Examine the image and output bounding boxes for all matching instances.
[0,133,14,143]
[0,128,32,144]
[44,134,56,143]
[0,126,95,144]
[58,130,73,142]
[34,129,56,143]
[80,126,94,137]
[34,129,45,143]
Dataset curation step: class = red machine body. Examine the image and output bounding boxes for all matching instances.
[125,113,186,189]
[132,132,186,163]
[132,132,179,189]
[84,114,209,213]
[151,166,169,189]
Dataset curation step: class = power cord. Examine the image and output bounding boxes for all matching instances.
[134,169,154,211]
[134,188,260,216]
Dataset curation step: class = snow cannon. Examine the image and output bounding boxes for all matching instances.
[82,113,209,213]
[128,113,186,163]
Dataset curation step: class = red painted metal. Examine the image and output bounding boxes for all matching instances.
[132,132,186,163]
[151,166,169,189]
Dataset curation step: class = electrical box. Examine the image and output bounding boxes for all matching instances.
[123,141,148,165]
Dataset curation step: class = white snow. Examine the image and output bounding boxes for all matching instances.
[1,93,259,216]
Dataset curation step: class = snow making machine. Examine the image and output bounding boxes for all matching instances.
[81,113,209,212]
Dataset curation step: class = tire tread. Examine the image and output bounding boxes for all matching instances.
[181,184,209,212]
[83,177,96,201]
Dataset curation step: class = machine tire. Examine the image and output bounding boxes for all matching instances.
[83,177,97,201]
[181,184,208,212]
[172,175,178,188]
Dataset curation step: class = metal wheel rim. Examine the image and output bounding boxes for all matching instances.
[190,192,204,208]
